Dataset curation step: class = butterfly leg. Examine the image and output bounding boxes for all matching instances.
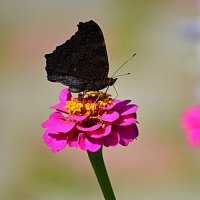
[113,85,118,99]
[94,91,101,104]
[82,91,86,104]
[104,85,110,99]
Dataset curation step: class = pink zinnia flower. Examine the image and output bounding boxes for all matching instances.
[41,88,139,152]
[181,104,200,147]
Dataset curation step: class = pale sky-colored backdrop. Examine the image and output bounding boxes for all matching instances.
[1,0,200,199]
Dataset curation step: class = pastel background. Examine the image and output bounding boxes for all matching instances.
[1,0,200,199]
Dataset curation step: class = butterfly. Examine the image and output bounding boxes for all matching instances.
[45,20,117,93]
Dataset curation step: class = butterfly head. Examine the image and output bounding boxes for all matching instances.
[107,77,117,86]
[94,77,117,92]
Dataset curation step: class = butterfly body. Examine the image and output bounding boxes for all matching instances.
[45,20,117,92]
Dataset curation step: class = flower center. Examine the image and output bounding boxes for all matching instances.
[64,91,114,125]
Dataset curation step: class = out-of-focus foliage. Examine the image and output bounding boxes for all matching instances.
[1,1,200,200]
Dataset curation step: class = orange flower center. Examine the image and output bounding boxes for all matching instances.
[64,91,114,125]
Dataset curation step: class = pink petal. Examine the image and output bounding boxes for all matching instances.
[100,111,119,122]
[131,113,137,120]
[44,132,68,152]
[116,124,139,141]
[181,106,200,132]
[59,88,72,102]
[114,100,131,111]
[78,133,87,151]
[43,130,53,145]
[79,133,102,152]
[49,112,64,119]
[120,104,139,116]
[41,120,49,128]
[186,128,200,146]
[76,124,102,131]
[50,103,68,113]
[67,132,79,148]
[116,115,137,126]
[119,138,132,146]
[50,136,67,152]
[47,118,75,134]
[102,103,115,110]
[68,114,88,121]
[87,125,112,138]
[103,130,120,147]
[41,112,65,128]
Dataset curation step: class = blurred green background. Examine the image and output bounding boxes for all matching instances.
[1,0,200,199]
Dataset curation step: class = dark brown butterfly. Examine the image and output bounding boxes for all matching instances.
[45,20,117,93]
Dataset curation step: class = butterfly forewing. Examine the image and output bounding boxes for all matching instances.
[45,20,110,92]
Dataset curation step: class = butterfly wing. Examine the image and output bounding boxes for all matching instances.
[45,20,109,91]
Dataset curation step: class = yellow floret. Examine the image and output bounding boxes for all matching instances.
[64,93,114,115]
[99,98,114,107]
[65,99,84,114]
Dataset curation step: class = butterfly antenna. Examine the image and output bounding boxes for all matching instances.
[113,84,118,99]
[111,53,136,78]
[113,72,130,78]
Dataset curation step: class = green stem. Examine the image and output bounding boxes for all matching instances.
[87,148,116,200]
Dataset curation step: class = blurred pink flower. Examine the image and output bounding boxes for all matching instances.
[41,88,139,152]
[181,105,200,147]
